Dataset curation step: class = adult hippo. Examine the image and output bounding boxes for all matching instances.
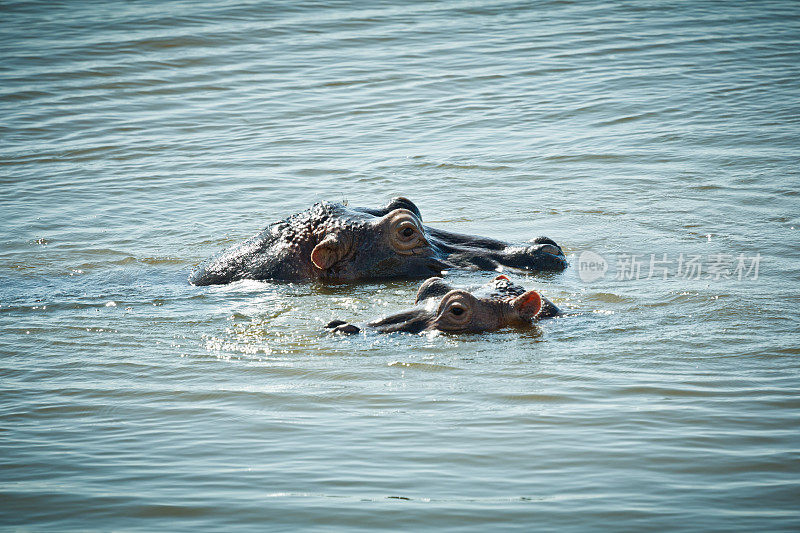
[189,197,567,285]
[326,275,562,334]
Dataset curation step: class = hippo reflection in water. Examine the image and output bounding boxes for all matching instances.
[190,197,567,285]
[326,275,562,335]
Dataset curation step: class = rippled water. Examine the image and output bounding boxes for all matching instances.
[2,1,800,530]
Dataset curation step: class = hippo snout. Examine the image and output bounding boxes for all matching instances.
[532,236,563,253]
[492,236,567,272]
[325,320,361,335]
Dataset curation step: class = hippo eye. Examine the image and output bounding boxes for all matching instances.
[396,222,418,241]
[388,211,428,254]
[446,302,470,321]
[434,290,475,331]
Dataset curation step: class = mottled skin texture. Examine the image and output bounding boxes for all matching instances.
[326,275,562,335]
[189,197,567,285]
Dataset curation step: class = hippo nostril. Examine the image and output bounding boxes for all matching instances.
[539,244,561,256]
[334,324,361,334]
[533,236,559,247]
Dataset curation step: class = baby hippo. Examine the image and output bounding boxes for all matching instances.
[326,275,561,335]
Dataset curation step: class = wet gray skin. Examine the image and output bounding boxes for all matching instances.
[189,197,567,285]
[326,275,562,334]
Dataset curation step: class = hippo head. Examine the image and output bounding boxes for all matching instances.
[326,275,560,335]
[190,197,567,285]
[307,198,448,281]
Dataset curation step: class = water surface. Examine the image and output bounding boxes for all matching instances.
[2,1,800,531]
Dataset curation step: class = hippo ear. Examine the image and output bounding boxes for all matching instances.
[311,235,342,270]
[510,290,542,320]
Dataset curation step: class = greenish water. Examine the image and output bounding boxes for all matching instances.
[2,1,799,531]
